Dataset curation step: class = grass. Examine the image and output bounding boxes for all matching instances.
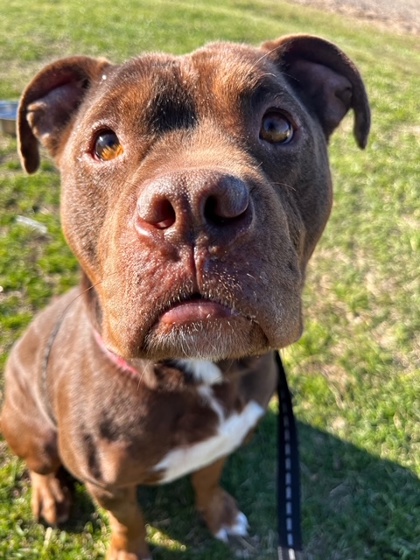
[0,0,419,558]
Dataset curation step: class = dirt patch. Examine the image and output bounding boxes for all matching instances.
[285,0,420,35]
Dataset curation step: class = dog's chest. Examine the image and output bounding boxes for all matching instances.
[79,359,266,487]
[154,384,264,483]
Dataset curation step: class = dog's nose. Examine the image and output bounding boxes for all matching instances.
[135,171,253,244]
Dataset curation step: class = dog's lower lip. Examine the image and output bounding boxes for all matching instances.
[160,300,235,325]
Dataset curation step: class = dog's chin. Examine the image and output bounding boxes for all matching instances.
[143,316,268,361]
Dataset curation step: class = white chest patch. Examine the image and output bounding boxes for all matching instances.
[154,388,265,484]
[175,359,223,385]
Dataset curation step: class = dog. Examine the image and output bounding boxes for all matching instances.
[0,34,369,559]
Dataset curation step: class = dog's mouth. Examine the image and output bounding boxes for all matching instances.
[158,293,238,327]
[140,290,263,361]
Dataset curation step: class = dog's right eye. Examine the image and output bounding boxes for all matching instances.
[94,132,124,161]
[260,112,294,144]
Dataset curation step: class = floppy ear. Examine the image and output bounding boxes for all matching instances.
[18,56,111,173]
[261,34,370,148]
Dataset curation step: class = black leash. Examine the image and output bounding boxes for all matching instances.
[276,352,303,560]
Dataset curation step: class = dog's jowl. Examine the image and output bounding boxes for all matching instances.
[0,35,370,559]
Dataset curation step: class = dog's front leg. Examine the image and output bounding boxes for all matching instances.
[30,469,73,525]
[191,457,249,542]
[87,483,150,560]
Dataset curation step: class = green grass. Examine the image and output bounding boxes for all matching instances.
[0,0,419,558]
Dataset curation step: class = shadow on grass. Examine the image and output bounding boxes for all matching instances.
[58,409,416,560]
[132,410,420,559]
[1,410,419,559]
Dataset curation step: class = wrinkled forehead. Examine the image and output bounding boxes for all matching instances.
[90,42,282,128]
[189,41,275,93]
[117,42,272,95]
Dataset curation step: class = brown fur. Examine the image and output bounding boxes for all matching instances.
[1,35,369,559]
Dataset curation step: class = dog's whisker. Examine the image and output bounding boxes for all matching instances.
[273,181,297,192]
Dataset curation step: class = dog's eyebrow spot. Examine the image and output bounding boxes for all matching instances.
[149,91,198,134]
[146,72,198,134]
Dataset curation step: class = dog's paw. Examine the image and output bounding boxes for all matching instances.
[107,525,151,560]
[197,487,249,542]
[214,511,249,542]
[107,551,151,560]
[30,470,72,525]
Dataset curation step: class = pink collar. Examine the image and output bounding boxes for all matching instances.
[93,329,142,377]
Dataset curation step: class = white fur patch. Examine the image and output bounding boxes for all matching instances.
[176,359,223,385]
[154,392,264,484]
[215,511,250,541]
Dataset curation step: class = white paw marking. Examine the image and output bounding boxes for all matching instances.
[215,528,229,542]
[230,511,250,536]
[215,511,249,542]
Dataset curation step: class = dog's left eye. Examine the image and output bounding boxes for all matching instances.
[260,112,293,144]
[94,131,124,161]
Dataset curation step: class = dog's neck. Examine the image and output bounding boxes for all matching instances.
[92,327,228,387]
[93,329,142,377]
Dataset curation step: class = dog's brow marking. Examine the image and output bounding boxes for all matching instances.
[154,396,264,484]
[146,70,198,134]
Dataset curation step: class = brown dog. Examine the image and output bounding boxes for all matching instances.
[1,35,369,559]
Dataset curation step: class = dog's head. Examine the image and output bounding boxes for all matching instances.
[18,35,370,361]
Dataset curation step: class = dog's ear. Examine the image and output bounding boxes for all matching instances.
[18,56,111,173]
[261,35,370,148]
